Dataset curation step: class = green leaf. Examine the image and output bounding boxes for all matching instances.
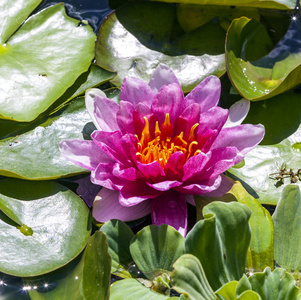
[0,4,95,122]
[0,0,42,44]
[28,231,111,300]
[273,185,301,270]
[227,93,301,205]
[129,225,185,280]
[227,182,274,272]
[110,278,170,300]
[171,254,217,300]
[0,178,91,277]
[226,17,301,101]
[0,97,92,180]
[248,267,299,300]
[134,0,295,10]
[95,2,226,93]
[100,219,134,278]
[185,201,251,291]
[176,4,260,33]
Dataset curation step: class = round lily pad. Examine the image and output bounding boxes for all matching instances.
[0,178,91,277]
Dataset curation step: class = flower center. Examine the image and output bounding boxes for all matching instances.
[135,113,200,168]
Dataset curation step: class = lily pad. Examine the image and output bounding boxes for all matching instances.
[227,93,301,205]
[129,225,185,280]
[95,2,226,93]
[100,219,134,278]
[27,231,111,300]
[0,178,91,277]
[138,0,295,10]
[185,201,251,291]
[171,254,217,300]
[0,3,95,122]
[226,17,301,101]
[0,97,93,180]
[110,278,170,300]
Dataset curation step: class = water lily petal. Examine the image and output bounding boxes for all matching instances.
[116,100,135,134]
[93,188,151,222]
[164,151,186,181]
[175,176,222,195]
[185,75,221,112]
[203,174,234,197]
[120,76,155,106]
[85,88,107,130]
[112,163,143,181]
[211,124,265,155]
[148,64,180,93]
[91,163,126,191]
[146,180,182,191]
[59,139,113,170]
[92,93,119,132]
[151,191,187,236]
[119,181,162,206]
[151,83,186,125]
[136,160,165,181]
[224,98,250,128]
[91,131,130,165]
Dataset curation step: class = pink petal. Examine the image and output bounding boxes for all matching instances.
[119,181,162,206]
[148,64,180,93]
[136,160,165,181]
[120,134,140,163]
[120,76,155,106]
[151,83,186,125]
[174,176,222,195]
[224,99,250,128]
[93,94,120,132]
[211,124,265,155]
[93,188,151,222]
[164,151,186,181]
[91,131,130,165]
[151,191,187,236]
[112,163,143,181]
[59,139,113,170]
[203,174,234,197]
[116,101,135,134]
[146,180,182,191]
[185,76,221,113]
[91,163,126,191]
[85,88,107,130]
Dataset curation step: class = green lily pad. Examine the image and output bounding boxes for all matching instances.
[138,0,295,9]
[226,17,301,101]
[0,178,91,277]
[27,231,111,300]
[0,3,95,122]
[0,97,93,180]
[110,278,170,300]
[0,64,116,140]
[95,2,226,93]
[227,93,301,205]
[171,254,217,300]
[100,219,134,278]
[273,185,301,271]
[129,225,185,280]
[185,201,251,291]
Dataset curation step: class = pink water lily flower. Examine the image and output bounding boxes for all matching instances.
[60,65,264,236]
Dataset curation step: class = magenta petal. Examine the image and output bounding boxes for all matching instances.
[174,176,222,195]
[116,101,135,134]
[164,152,186,180]
[112,163,143,181]
[119,181,162,206]
[93,188,151,222]
[59,139,113,170]
[120,76,155,106]
[185,76,221,112]
[148,64,180,93]
[151,83,186,125]
[211,124,265,155]
[146,180,182,191]
[91,163,126,191]
[93,94,119,132]
[151,191,187,236]
[224,98,250,128]
[203,174,234,197]
[136,160,165,181]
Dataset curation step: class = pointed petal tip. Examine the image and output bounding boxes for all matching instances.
[224,98,250,128]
